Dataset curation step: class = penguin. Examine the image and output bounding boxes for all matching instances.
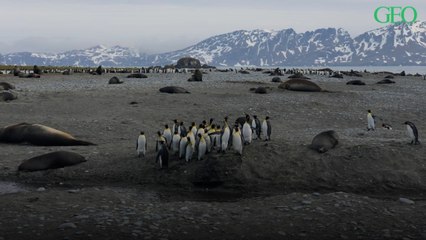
[404,121,420,145]
[252,115,261,139]
[242,117,252,145]
[155,131,166,152]
[185,137,194,162]
[187,130,196,147]
[367,110,375,131]
[163,124,172,148]
[209,125,220,150]
[261,116,271,141]
[190,122,197,137]
[156,140,169,169]
[251,115,257,140]
[232,126,243,155]
[382,123,392,130]
[179,121,187,138]
[172,119,180,136]
[198,133,207,160]
[171,131,181,155]
[196,124,205,145]
[136,131,147,157]
[204,132,212,153]
[221,124,231,152]
[206,118,214,131]
[179,136,188,159]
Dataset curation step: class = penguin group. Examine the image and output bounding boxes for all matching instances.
[366,109,420,145]
[136,115,272,169]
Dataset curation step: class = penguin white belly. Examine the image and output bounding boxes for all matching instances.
[185,144,193,162]
[232,134,243,155]
[204,134,211,152]
[172,135,181,154]
[242,123,252,144]
[367,115,375,130]
[262,121,268,140]
[221,128,230,151]
[164,131,172,147]
[251,121,257,140]
[137,136,146,156]
[198,141,206,160]
[407,125,415,140]
[179,138,187,159]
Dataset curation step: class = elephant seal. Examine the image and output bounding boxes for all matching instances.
[376,79,395,84]
[159,86,190,94]
[18,151,87,172]
[254,87,268,94]
[310,130,339,153]
[0,91,17,102]
[127,73,147,78]
[0,82,15,90]
[108,76,123,84]
[279,79,322,92]
[0,123,95,146]
[346,80,366,85]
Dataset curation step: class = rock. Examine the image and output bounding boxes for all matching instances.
[176,57,201,69]
[271,77,282,83]
[68,189,80,193]
[399,198,415,205]
[58,223,77,229]
[127,73,147,78]
[108,76,123,84]
[254,87,267,94]
[384,75,394,79]
[36,187,46,192]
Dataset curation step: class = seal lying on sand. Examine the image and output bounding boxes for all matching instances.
[279,79,322,92]
[0,123,95,146]
[0,91,17,102]
[346,80,366,85]
[159,86,190,94]
[310,130,339,153]
[18,151,87,172]
[0,82,15,90]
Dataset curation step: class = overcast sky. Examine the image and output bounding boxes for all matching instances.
[0,0,424,54]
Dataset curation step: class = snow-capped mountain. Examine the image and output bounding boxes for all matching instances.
[0,45,144,67]
[1,22,425,67]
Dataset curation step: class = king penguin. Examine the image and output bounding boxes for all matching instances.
[185,137,194,162]
[198,133,207,160]
[221,124,231,152]
[179,136,188,159]
[232,126,243,155]
[136,131,147,157]
[171,131,181,155]
[404,121,420,145]
[261,116,271,141]
[252,115,261,139]
[242,116,252,145]
[156,140,169,169]
[367,110,375,131]
[156,131,166,153]
[163,124,172,148]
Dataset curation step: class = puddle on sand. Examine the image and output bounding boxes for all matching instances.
[0,181,27,195]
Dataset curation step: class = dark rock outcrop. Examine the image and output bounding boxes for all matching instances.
[176,57,201,69]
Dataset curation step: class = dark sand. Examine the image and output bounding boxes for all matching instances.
[1,71,426,239]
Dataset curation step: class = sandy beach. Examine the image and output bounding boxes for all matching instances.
[1,70,426,239]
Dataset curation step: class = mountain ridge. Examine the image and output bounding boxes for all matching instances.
[1,22,425,67]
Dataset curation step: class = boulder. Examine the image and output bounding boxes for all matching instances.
[108,76,123,84]
[176,57,201,69]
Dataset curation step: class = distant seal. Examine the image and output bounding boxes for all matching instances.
[0,123,95,146]
[346,80,366,85]
[0,82,15,90]
[310,130,339,153]
[127,73,147,78]
[254,87,268,94]
[159,86,190,94]
[376,79,395,84]
[279,79,322,92]
[18,151,87,172]
[108,76,123,84]
[0,91,17,102]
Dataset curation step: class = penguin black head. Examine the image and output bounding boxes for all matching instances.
[180,121,184,125]
[253,115,257,119]
[224,116,228,121]
[367,110,372,113]
[157,131,162,136]
[174,119,178,123]
[216,125,221,129]
[266,116,270,120]
[192,122,196,126]
[165,124,169,128]
[202,120,207,125]
[140,131,144,135]
[174,131,178,134]
[209,118,214,124]
[211,124,216,129]
[197,133,202,138]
